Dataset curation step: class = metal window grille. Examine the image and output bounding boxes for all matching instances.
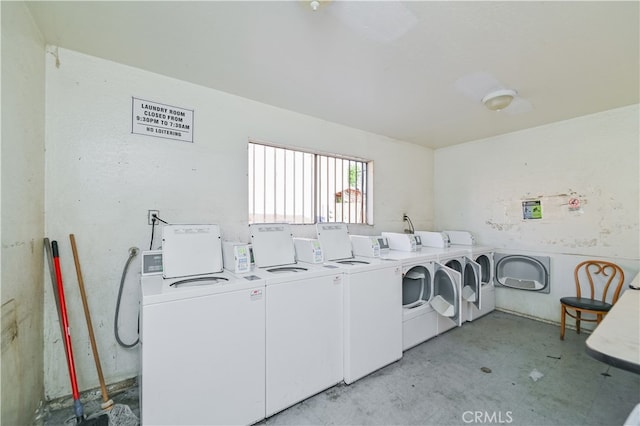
[249,141,369,224]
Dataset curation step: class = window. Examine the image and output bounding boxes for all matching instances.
[248,141,370,224]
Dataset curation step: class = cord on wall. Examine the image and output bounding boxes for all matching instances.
[149,214,170,250]
[403,214,415,234]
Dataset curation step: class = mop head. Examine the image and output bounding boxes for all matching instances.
[106,404,139,426]
[81,412,109,426]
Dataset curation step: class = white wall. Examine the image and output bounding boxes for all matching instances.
[1,2,46,424]
[434,105,640,323]
[43,48,434,399]
[39,36,639,404]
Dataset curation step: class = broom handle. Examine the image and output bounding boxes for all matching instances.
[70,234,113,408]
[44,238,65,339]
[52,241,81,402]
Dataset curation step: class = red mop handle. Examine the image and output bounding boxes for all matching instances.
[52,241,81,401]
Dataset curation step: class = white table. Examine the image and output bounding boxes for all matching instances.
[585,273,640,374]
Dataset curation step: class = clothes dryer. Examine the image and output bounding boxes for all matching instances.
[382,246,464,350]
[431,244,480,333]
[468,245,496,321]
[140,269,266,426]
[442,230,496,322]
[249,224,343,417]
[383,249,439,350]
[316,224,402,385]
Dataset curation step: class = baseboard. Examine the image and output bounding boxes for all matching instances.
[42,376,137,410]
[494,308,595,334]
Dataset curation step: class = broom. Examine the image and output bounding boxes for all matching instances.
[69,234,114,410]
[50,240,109,426]
[69,234,139,425]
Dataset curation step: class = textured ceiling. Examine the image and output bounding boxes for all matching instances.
[26,1,639,149]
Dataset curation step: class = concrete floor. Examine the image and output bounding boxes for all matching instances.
[43,311,639,425]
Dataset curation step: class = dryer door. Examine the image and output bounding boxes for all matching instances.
[463,257,482,311]
[430,263,462,327]
[474,253,494,285]
[494,253,551,293]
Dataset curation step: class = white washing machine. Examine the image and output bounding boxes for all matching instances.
[141,224,266,425]
[316,224,403,384]
[249,223,343,417]
[140,267,266,425]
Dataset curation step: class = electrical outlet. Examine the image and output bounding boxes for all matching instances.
[148,210,159,225]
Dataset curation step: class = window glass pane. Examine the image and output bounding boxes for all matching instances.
[248,142,368,224]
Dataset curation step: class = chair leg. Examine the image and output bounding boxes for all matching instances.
[560,304,566,340]
[576,311,581,334]
[596,313,603,324]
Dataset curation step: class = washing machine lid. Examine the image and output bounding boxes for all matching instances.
[141,270,266,305]
[316,223,353,261]
[249,223,297,268]
[162,224,223,279]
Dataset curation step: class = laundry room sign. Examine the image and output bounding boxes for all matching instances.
[131,97,194,142]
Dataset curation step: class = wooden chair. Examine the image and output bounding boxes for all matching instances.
[560,260,625,340]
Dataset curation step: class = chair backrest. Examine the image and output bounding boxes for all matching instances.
[574,260,625,303]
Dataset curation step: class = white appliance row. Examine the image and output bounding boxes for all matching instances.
[380,230,495,351]
[140,223,405,425]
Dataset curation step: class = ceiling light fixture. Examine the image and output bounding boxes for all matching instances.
[482,89,517,111]
[310,0,320,11]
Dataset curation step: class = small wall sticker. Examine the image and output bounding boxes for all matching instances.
[522,200,542,220]
[568,197,581,211]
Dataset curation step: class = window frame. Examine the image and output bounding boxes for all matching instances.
[248,140,372,225]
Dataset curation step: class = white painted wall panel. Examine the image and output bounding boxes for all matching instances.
[1,2,46,423]
[434,105,640,324]
[43,48,433,399]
